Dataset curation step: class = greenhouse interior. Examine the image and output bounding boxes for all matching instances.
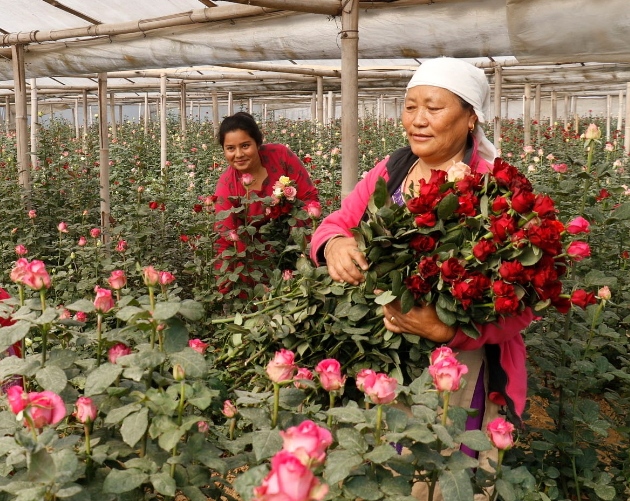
[0,1,629,500]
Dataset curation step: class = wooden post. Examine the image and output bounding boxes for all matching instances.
[180,82,187,139]
[3,97,9,134]
[534,84,541,143]
[248,97,253,115]
[617,90,623,132]
[523,83,531,148]
[82,89,88,138]
[97,73,111,244]
[571,96,578,134]
[493,65,502,149]
[160,73,167,176]
[212,90,219,138]
[11,44,31,201]
[625,84,630,154]
[30,79,39,171]
[74,98,80,139]
[109,92,117,141]
[550,90,557,128]
[563,95,569,130]
[606,94,612,142]
[310,93,316,122]
[340,0,359,199]
[144,93,149,136]
[316,76,324,124]
[227,91,233,116]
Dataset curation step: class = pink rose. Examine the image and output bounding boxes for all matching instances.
[89,228,101,238]
[280,420,333,466]
[430,346,454,365]
[116,240,127,252]
[266,349,297,383]
[10,258,29,284]
[428,355,468,392]
[294,368,314,389]
[315,359,346,392]
[306,201,322,219]
[22,260,51,290]
[361,372,399,405]
[486,417,515,450]
[282,270,294,281]
[253,450,328,501]
[188,338,209,354]
[227,230,239,242]
[74,311,87,323]
[241,173,254,187]
[78,236,87,247]
[551,163,568,173]
[28,210,37,219]
[143,265,160,287]
[222,400,238,418]
[25,391,67,429]
[74,396,97,424]
[197,421,209,433]
[598,286,611,300]
[158,271,176,286]
[57,222,68,233]
[108,343,131,364]
[566,241,591,261]
[108,270,127,290]
[94,286,115,313]
[14,244,28,256]
[355,369,376,392]
[565,216,590,235]
[7,386,28,414]
[283,186,297,201]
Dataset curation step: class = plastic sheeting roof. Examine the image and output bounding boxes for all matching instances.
[0,0,629,102]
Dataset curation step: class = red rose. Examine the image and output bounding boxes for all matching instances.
[456,192,478,217]
[492,280,515,297]
[149,201,159,210]
[494,294,521,315]
[410,235,437,253]
[532,194,557,218]
[417,255,440,278]
[498,260,526,283]
[405,274,432,297]
[492,158,520,187]
[491,195,510,213]
[414,213,437,228]
[535,279,563,301]
[527,219,563,255]
[472,240,497,261]
[510,229,528,248]
[407,196,430,215]
[566,241,591,262]
[489,213,517,242]
[511,187,536,214]
[440,257,466,283]
[570,289,597,308]
[193,204,203,213]
[596,188,610,202]
[451,280,475,309]
[551,295,572,314]
[455,172,483,194]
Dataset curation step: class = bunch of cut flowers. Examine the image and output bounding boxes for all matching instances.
[214,158,591,383]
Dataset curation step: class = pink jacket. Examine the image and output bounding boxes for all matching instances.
[311,141,534,420]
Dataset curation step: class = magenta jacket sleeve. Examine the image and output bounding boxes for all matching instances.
[310,159,389,264]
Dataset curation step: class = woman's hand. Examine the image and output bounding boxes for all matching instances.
[324,236,369,285]
[382,300,456,344]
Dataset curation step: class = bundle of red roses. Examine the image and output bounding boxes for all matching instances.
[365,158,591,338]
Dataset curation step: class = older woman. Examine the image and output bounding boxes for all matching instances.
[311,58,534,498]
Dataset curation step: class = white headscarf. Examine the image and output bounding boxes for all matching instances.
[406,57,497,162]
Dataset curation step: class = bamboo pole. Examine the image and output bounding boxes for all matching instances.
[30,79,39,171]
[571,96,578,133]
[523,83,531,148]
[617,90,624,132]
[606,94,612,142]
[109,92,117,141]
[160,74,167,177]
[74,99,80,139]
[625,83,630,154]
[550,90,557,127]
[3,97,8,134]
[180,82,187,139]
[82,89,88,138]
[144,93,149,135]
[493,65,502,149]
[212,90,219,137]
[227,91,233,116]
[248,98,253,115]
[316,77,324,124]
[97,73,111,244]
[328,91,335,124]
[11,44,31,202]
[564,95,569,130]
[340,0,359,199]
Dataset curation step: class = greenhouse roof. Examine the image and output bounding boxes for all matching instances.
[0,0,629,101]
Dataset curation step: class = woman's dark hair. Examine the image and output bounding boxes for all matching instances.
[457,96,474,112]
[218,112,263,147]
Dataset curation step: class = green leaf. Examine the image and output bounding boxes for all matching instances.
[178,299,205,321]
[35,365,68,394]
[364,443,397,463]
[26,448,55,484]
[103,468,148,494]
[150,472,176,497]
[0,355,39,380]
[0,322,31,352]
[104,403,143,425]
[374,290,397,306]
[343,476,382,500]
[336,427,368,454]
[169,348,207,378]
[608,201,630,220]
[121,408,149,448]
[84,363,123,396]
[495,478,516,501]
[371,177,389,210]
[437,192,459,220]
[593,484,617,500]
[152,302,180,321]
[64,299,95,313]
[438,468,474,501]
[324,450,364,485]
[162,317,190,354]
[252,429,282,462]
[51,448,80,484]
[456,430,492,452]
[400,288,416,314]
[0,411,18,436]
[116,306,147,322]
[158,426,185,452]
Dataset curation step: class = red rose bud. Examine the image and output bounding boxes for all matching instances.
[472,240,496,261]
[188,338,209,354]
[570,289,597,308]
[360,372,399,405]
[108,343,131,364]
[566,241,591,261]
[414,212,437,228]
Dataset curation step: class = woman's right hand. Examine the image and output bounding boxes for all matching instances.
[324,236,369,285]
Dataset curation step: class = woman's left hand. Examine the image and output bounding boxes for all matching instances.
[382,300,456,344]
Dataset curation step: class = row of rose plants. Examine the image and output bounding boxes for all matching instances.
[0,115,628,499]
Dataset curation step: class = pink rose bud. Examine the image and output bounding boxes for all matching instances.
[315,359,346,392]
[294,367,314,389]
[430,346,455,365]
[222,400,238,418]
[116,240,127,252]
[197,421,210,433]
[7,386,28,414]
[282,270,294,281]
[355,369,376,392]
[361,372,399,405]
[188,339,209,354]
[306,201,322,219]
[28,210,37,219]
[143,265,160,287]
[565,216,590,235]
[158,271,176,286]
[10,258,29,284]
[598,286,611,300]
[253,450,329,501]
[108,270,127,290]
[78,236,87,247]
[486,417,515,450]
[93,286,115,314]
[58,309,72,320]
[57,222,69,233]
[173,364,185,381]
[584,123,601,140]
[22,260,52,291]
[74,396,97,424]
[89,228,101,238]
[265,349,297,383]
[74,311,87,323]
[551,163,568,173]
[227,230,239,242]
[241,173,254,187]
[566,241,591,261]
[108,343,131,364]
[428,355,468,392]
[24,391,67,429]
[14,245,28,256]
[280,420,333,466]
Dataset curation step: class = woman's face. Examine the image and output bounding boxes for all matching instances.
[222,129,262,174]
[402,85,477,167]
